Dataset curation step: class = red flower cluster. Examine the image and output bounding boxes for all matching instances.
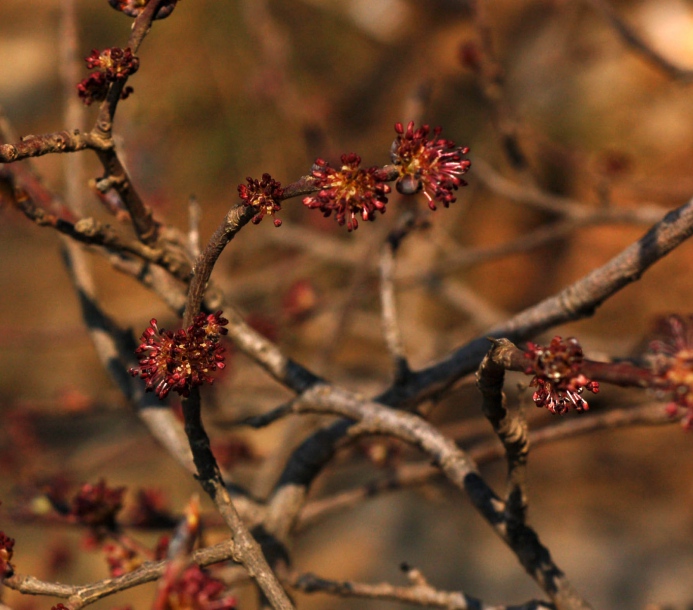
[524,336,599,415]
[390,121,471,210]
[648,314,693,429]
[0,531,14,578]
[127,488,177,528]
[238,173,284,227]
[108,0,179,19]
[303,153,391,231]
[163,565,236,610]
[78,47,140,106]
[129,312,229,399]
[70,479,125,528]
[104,541,142,577]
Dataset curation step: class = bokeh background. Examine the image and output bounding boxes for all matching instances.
[3,1,693,609]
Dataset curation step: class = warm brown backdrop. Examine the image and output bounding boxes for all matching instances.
[2,1,693,609]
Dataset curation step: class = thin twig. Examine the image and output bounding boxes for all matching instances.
[379,212,418,383]
[297,402,678,528]
[291,570,554,610]
[587,0,693,83]
[289,384,592,610]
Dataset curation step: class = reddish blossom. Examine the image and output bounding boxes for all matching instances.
[126,489,177,528]
[70,480,125,528]
[77,72,110,106]
[303,153,390,231]
[238,173,284,227]
[282,279,318,323]
[648,314,693,429]
[524,336,599,415]
[129,312,228,399]
[162,565,236,610]
[0,531,15,578]
[103,541,142,577]
[212,437,254,470]
[77,47,139,106]
[390,121,471,210]
[108,0,179,19]
[52,605,69,610]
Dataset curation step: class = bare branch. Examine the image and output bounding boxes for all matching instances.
[587,0,693,82]
[291,570,554,610]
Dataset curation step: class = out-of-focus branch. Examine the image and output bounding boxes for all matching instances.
[297,402,678,528]
[291,568,555,610]
[473,158,667,224]
[379,212,418,383]
[5,540,246,607]
[587,0,693,83]
[387,193,693,406]
[467,0,529,170]
[287,384,591,610]
[10,186,191,281]
[274,193,693,541]
[0,131,100,162]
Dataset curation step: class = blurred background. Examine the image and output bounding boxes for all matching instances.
[2,0,693,608]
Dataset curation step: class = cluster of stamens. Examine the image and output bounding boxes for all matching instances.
[524,336,599,415]
[129,312,228,399]
[78,47,139,105]
[70,479,125,528]
[648,314,693,429]
[238,173,284,227]
[390,121,471,210]
[0,531,14,578]
[302,153,391,231]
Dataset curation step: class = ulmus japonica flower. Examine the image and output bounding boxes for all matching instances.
[70,479,125,528]
[238,173,284,227]
[648,314,693,429]
[524,336,599,415]
[390,121,471,210]
[78,47,139,106]
[108,0,179,19]
[0,531,15,578]
[104,540,142,577]
[161,565,236,610]
[303,153,391,231]
[129,312,228,399]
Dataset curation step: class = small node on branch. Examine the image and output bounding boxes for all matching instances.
[238,173,284,227]
[390,121,471,210]
[129,312,229,399]
[524,336,599,414]
[108,0,180,19]
[302,153,391,231]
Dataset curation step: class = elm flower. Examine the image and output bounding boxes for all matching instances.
[648,314,693,429]
[163,565,236,610]
[108,0,179,19]
[303,153,391,231]
[0,531,14,578]
[524,336,599,415]
[129,312,228,400]
[390,121,471,210]
[238,173,284,227]
[78,47,139,106]
[70,479,125,528]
